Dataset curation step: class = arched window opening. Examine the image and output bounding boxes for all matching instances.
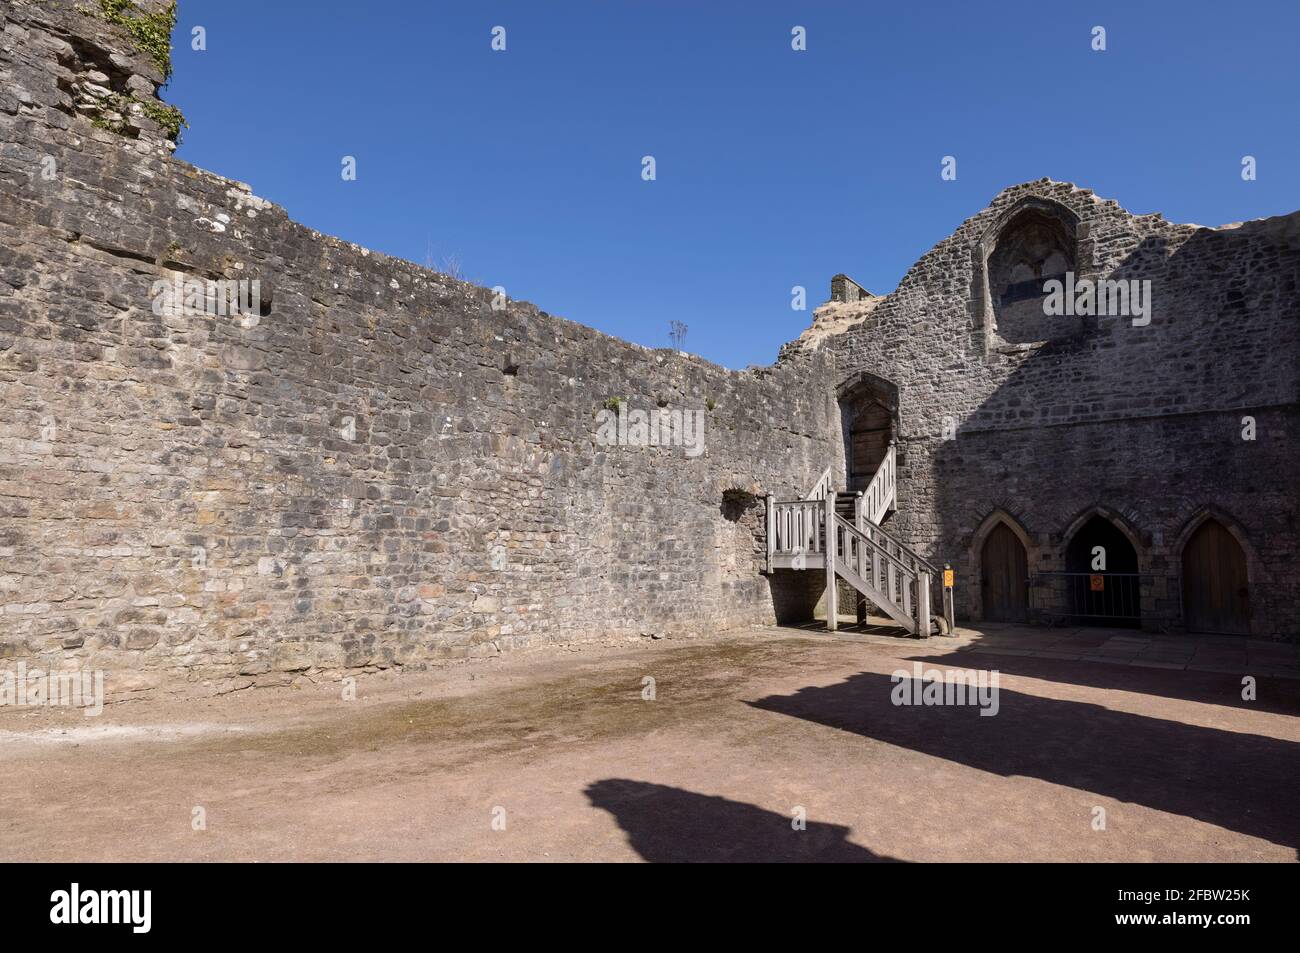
[986,208,1078,344]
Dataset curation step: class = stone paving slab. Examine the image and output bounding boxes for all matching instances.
[1130,660,1188,671]
[824,617,1300,679]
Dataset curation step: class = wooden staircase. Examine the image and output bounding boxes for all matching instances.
[764,446,951,637]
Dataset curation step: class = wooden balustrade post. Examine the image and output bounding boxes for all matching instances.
[764,494,774,574]
[887,439,898,512]
[917,571,931,638]
[824,492,837,632]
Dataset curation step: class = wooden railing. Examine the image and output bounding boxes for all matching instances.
[859,443,896,525]
[769,498,825,558]
[765,489,947,636]
[856,515,948,633]
[803,465,835,501]
[852,502,937,579]
[830,513,930,636]
[764,451,951,636]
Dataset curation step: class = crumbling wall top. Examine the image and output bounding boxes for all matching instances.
[1,0,184,154]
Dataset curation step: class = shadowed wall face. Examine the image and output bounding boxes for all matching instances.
[817,180,1299,638]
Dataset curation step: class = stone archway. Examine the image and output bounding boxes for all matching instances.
[836,372,898,493]
[1062,512,1142,626]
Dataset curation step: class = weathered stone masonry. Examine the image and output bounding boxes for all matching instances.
[2,0,1296,701]
[794,181,1299,639]
[0,0,843,687]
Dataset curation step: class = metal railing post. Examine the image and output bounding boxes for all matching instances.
[764,494,774,573]
[943,563,955,634]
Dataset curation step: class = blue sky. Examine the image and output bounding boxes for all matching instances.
[167,1,1300,369]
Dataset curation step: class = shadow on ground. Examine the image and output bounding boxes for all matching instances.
[905,650,1300,715]
[780,619,916,639]
[748,670,1300,850]
[585,779,899,862]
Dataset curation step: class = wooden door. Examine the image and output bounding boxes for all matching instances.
[981,523,1028,623]
[1182,520,1250,635]
[848,401,891,491]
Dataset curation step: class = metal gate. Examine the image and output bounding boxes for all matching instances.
[1030,572,1179,628]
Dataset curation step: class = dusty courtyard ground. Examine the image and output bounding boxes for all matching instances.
[2,627,1297,862]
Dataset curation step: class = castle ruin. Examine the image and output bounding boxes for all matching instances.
[1,0,1296,695]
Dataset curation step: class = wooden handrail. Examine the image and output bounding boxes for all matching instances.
[856,518,939,577]
[768,452,952,636]
[832,514,927,634]
[834,514,917,579]
[803,465,835,501]
[771,495,933,572]
[861,443,896,525]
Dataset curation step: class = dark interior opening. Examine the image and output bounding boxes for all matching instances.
[721,488,756,523]
[839,382,896,493]
[1064,516,1141,626]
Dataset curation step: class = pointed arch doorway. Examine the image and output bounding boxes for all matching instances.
[1063,514,1141,627]
[837,373,898,493]
[980,523,1029,623]
[1181,519,1250,635]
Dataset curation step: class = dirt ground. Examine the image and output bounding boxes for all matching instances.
[2,627,1297,862]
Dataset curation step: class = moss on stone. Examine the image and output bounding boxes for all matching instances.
[92,0,177,81]
[140,97,186,140]
[88,90,187,142]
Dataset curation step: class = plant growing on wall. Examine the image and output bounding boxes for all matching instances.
[90,0,179,80]
[82,0,187,141]
[669,320,688,351]
[87,90,186,141]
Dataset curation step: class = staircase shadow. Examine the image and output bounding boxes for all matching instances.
[779,618,917,639]
[585,779,900,862]
[748,670,1300,850]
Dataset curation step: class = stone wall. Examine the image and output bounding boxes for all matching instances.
[2,0,1294,699]
[796,180,1300,639]
[0,0,842,688]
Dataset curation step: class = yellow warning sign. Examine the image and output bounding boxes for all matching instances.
[943,569,954,588]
